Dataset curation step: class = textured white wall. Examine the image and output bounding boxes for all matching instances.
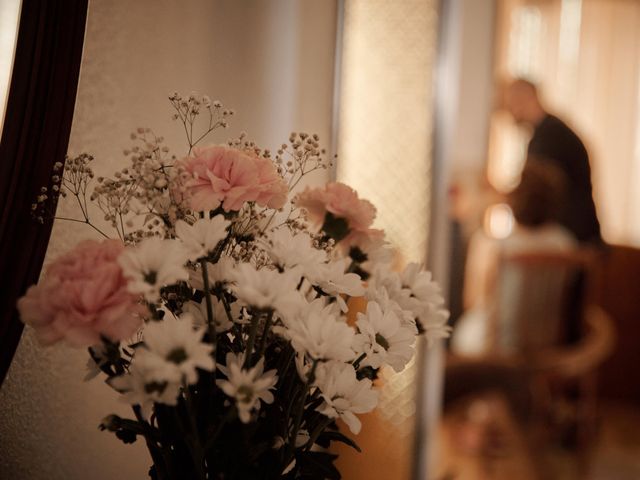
[336,0,438,264]
[0,1,336,478]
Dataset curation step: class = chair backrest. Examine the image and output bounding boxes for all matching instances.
[489,250,593,356]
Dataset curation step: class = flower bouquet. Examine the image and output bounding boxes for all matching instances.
[19,93,449,479]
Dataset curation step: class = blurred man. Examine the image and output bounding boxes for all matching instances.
[503,79,601,244]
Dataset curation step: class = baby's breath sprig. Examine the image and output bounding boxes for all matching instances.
[276,132,334,191]
[169,92,233,155]
[32,154,111,238]
[225,131,334,237]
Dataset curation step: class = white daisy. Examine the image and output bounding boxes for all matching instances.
[109,352,182,419]
[141,313,215,384]
[314,259,365,312]
[182,297,236,332]
[264,228,327,280]
[365,285,417,333]
[353,301,416,372]
[119,237,189,302]
[353,237,396,275]
[175,215,230,261]
[400,263,443,305]
[313,361,378,434]
[275,298,355,362]
[368,263,403,301]
[216,352,278,423]
[399,263,451,337]
[188,256,236,291]
[231,263,305,317]
[369,263,450,342]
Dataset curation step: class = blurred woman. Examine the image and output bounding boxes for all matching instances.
[451,159,577,355]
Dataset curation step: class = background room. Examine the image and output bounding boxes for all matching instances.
[1,1,639,479]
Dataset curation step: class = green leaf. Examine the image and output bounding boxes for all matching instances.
[297,451,341,480]
[115,428,137,444]
[317,430,362,452]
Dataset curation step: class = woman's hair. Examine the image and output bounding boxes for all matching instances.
[508,158,568,227]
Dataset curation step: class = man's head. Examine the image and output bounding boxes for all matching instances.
[502,78,546,126]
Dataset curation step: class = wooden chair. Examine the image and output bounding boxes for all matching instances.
[488,249,595,355]
[488,250,616,456]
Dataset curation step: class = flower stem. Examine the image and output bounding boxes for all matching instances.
[352,352,367,370]
[305,417,333,451]
[204,407,236,452]
[176,389,206,480]
[257,311,273,359]
[132,406,171,480]
[200,261,217,351]
[286,360,318,463]
[243,314,260,369]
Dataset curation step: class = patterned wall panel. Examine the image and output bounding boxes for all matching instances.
[334,1,438,477]
[337,0,438,264]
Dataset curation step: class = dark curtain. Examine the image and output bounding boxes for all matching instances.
[0,0,88,386]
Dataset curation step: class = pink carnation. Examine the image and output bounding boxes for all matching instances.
[17,239,146,347]
[179,145,288,212]
[295,182,383,250]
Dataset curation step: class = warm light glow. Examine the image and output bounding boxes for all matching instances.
[483,203,514,239]
[488,5,543,193]
[507,6,542,79]
[487,113,528,192]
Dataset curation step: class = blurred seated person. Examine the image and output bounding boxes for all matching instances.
[451,159,577,356]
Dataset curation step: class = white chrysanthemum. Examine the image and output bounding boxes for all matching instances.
[369,263,450,342]
[365,285,418,333]
[216,352,278,423]
[399,263,451,337]
[355,237,395,274]
[119,237,189,301]
[314,259,365,311]
[141,313,215,384]
[265,228,327,279]
[276,299,355,362]
[400,263,443,304]
[182,297,237,332]
[189,256,236,291]
[175,215,230,261]
[368,263,403,300]
[353,301,416,372]
[109,352,182,419]
[313,361,378,434]
[231,263,305,317]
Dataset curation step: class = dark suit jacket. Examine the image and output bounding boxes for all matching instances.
[527,114,601,243]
